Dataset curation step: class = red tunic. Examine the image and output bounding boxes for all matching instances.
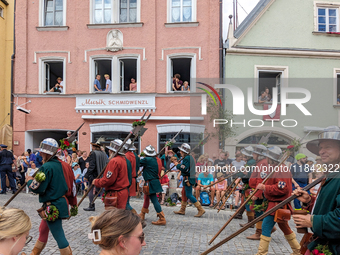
[156,157,163,178]
[93,155,129,209]
[125,151,137,197]
[263,164,293,215]
[59,160,77,207]
[249,158,268,198]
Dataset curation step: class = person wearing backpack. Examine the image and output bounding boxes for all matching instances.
[173,143,205,217]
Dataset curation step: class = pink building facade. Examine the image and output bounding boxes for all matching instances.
[13,0,221,156]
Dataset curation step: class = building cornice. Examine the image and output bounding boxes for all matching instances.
[226,46,340,59]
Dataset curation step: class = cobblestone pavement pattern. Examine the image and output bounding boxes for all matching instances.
[0,193,302,254]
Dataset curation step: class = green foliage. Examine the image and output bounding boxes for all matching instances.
[70,206,78,217]
[313,244,333,255]
[166,197,176,206]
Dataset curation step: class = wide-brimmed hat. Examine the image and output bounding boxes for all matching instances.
[263,146,282,162]
[253,144,267,156]
[307,157,316,164]
[241,146,254,157]
[306,126,340,155]
[106,139,125,155]
[91,136,105,148]
[143,145,156,157]
[35,138,59,155]
[178,143,190,154]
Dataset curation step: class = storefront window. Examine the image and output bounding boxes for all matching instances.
[92,132,139,154]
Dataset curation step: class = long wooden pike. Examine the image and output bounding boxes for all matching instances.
[64,122,85,143]
[5,122,87,206]
[213,177,238,209]
[204,171,239,190]
[208,150,291,244]
[91,115,152,204]
[217,178,240,213]
[78,112,151,207]
[136,129,183,178]
[201,176,325,255]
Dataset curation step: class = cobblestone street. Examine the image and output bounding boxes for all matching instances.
[0,193,302,255]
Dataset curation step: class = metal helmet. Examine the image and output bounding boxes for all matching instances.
[178,143,190,154]
[37,138,59,155]
[306,126,340,155]
[263,146,282,162]
[143,145,156,157]
[106,139,125,155]
[253,144,267,156]
[241,146,254,157]
[124,139,137,151]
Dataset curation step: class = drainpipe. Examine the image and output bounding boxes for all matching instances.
[10,0,16,127]
[219,0,225,149]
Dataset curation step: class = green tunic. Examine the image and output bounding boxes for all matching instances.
[125,157,132,187]
[133,152,140,174]
[176,155,196,186]
[140,157,163,194]
[27,157,69,218]
[309,171,340,254]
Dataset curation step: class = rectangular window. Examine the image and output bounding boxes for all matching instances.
[119,0,137,23]
[0,7,3,18]
[318,7,338,32]
[159,133,202,156]
[171,0,192,22]
[93,132,140,154]
[171,58,191,91]
[258,71,282,103]
[44,61,64,93]
[94,0,112,24]
[94,59,112,91]
[44,0,63,26]
[119,59,137,91]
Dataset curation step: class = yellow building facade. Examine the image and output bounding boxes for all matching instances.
[0,0,13,129]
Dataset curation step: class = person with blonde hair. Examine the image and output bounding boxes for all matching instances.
[104,74,112,92]
[0,207,32,255]
[89,209,146,255]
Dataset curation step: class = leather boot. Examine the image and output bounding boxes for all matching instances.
[174,201,187,215]
[284,232,301,255]
[83,203,95,211]
[240,215,255,228]
[151,211,166,225]
[194,201,206,217]
[247,228,262,240]
[255,235,271,255]
[138,208,149,220]
[59,246,72,255]
[234,206,245,219]
[30,240,46,255]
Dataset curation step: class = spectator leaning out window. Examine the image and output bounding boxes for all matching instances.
[172,74,183,91]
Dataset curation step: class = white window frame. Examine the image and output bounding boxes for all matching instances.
[314,2,340,32]
[39,0,67,26]
[166,53,196,93]
[89,54,140,93]
[254,65,289,103]
[0,6,3,18]
[39,57,66,94]
[167,0,197,23]
[89,0,141,24]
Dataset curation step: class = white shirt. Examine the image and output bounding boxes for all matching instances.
[59,81,64,93]
[106,79,112,92]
